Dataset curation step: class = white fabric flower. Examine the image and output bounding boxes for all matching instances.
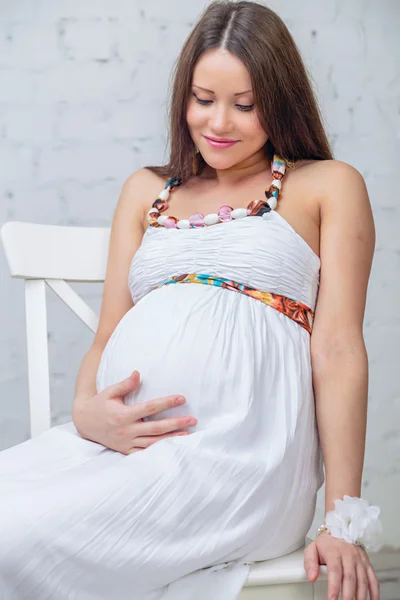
[325,495,383,552]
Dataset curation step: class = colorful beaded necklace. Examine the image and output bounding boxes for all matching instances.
[147,154,287,229]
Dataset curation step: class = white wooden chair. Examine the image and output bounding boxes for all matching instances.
[1,220,328,598]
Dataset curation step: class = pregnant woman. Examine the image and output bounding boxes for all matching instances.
[0,2,382,599]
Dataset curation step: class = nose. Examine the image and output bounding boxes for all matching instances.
[209,104,232,135]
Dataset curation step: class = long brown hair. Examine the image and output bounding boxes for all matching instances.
[145,0,333,183]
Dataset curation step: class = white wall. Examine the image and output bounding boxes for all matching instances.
[0,0,399,549]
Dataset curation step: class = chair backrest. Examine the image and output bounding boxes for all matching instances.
[1,221,111,438]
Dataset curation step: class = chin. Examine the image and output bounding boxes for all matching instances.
[201,155,240,170]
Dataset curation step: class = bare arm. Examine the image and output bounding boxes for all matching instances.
[73,342,107,404]
[71,169,197,453]
[73,168,150,406]
[310,161,375,515]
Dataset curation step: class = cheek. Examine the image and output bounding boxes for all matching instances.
[186,102,204,129]
[242,112,267,141]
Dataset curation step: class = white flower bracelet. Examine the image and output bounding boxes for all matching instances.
[316,495,383,552]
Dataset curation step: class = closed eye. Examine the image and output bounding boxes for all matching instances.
[192,93,254,112]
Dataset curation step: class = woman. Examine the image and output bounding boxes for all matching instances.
[0,2,382,599]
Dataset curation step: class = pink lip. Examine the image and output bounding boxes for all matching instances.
[203,135,238,149]
[205,135,238,142]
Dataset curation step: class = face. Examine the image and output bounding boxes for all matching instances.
[186,48,268,173]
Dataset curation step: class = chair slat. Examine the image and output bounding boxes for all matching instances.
[1,221,110,281]
[242,545,328,586]
[25,279,51,436]
[47,280,99,333]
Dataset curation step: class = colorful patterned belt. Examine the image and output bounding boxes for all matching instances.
[160,273,314,334]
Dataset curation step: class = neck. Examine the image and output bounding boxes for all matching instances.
[201,151,272,189]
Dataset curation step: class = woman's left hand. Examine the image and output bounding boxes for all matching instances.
[304,530,380,600]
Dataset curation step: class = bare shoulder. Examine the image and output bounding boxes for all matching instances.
[92,167,169,347]
[119,167,166,210]
[114,167,168,231]
[296,159,368,202]
[306,159,375,256]
[123,166,166,191]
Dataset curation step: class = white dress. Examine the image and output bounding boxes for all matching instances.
[0,210,324,600]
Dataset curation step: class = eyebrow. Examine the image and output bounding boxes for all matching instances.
[192,84,253,97]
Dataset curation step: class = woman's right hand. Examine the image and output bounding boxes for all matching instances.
[72,370,197,455]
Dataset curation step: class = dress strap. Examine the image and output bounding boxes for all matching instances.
[159,273,314,334]
[165,177,182,190]
[147,153,289,229]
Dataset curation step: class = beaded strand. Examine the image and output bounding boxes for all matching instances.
[147,154,288,229]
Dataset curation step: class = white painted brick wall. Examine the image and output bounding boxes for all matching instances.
[0,0,399,553]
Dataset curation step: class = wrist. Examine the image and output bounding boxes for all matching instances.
[316,495,383,552]
[72,395,91,423]
[73,392,94,405]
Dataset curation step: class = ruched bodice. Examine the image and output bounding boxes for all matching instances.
[129,210,320,310]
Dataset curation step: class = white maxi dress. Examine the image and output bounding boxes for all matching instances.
[0,208,324,600]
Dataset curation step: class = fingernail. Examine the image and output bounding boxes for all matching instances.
[308,569,316,578]
[175,397,185,405]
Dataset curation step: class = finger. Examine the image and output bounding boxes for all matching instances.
[303,542,319,581]
[366,564,380,600]
[341,557,357,600]
[356,563,369,600]
[133,431,189,448]
[106,370,141,399]
[327,555,342,600]
[135,416,196,436]
[126,447,144,455]
[132,395,187,421]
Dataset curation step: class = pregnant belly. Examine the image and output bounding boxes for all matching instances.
[95,283,266,425]
[95,282,317,471]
